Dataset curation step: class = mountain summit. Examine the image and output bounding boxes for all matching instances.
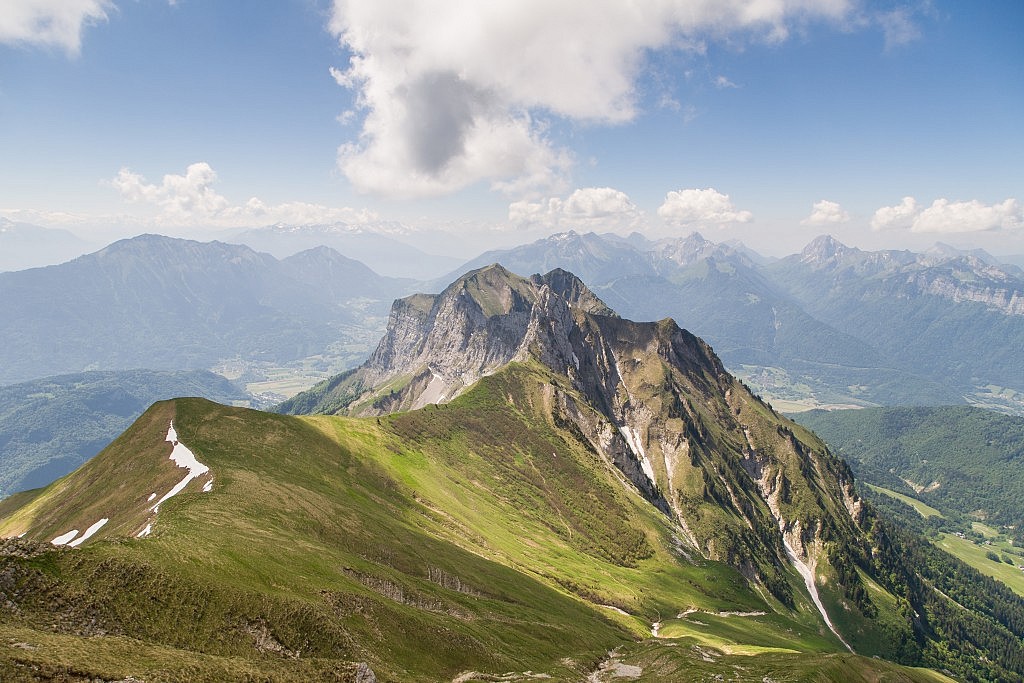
[280,264,613,416]
[282,265,877,639]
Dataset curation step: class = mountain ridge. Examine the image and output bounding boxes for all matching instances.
[2,264,1020,680]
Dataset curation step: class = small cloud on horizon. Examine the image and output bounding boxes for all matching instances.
[657,188,753,228]
[802,199,850,226]
[509,187,645,233]
[108,162,380,228]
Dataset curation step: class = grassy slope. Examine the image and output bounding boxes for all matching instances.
[867,484,944,519]
[934,534,1024,597]
[0,372,954,681]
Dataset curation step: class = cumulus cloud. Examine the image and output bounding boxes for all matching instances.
[111,163,230,220]
[872,196,1022,233]
[509,187,644,232]
[328,0,853,198]
[657,188,752,227]
[109,163,378,228]
[0,0,113,53]
[914,198,1022,233]
[870,196,919,231]
[802,199,850,225]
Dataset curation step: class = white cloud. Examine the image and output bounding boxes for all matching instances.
[657,188,752,227]
[0,0,113,54]
[328,0,854,198]
[872,196,1022,233]
[871,196,918,231]
[109,163,378,228]
[802,199,850,225]
[111,163,230,220]
[878,8,920,50]
[714,75,738,89]
[913,198,1022,234]
[509,187,643,232]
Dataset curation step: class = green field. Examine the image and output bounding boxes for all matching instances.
[866,484,943,518]
[935,534,1024,598]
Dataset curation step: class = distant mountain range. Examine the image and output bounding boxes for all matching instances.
[2,228,1022,416]
[768,236,1024,404]
[225,222,463,280]
[0,234,415,385]
[441,231,1024,413]
[0,219,97,272]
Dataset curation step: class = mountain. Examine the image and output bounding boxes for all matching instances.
[3,266,985,680]
[442,231,957,409]
[0,219,96,272]
[769,236,1024,412]
[282,265,1024,680]
[226,222,463,280]
[441,230,656,288]
[2,266,1021,680]
[0,369,247,499]
[0,234,414,384]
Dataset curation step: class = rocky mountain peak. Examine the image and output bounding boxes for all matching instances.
[283,265,617,416]
[280,267,871,616]
[799,234,854,266]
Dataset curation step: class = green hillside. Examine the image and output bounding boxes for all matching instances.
[795,406,1024,537]
[0,383,958,682]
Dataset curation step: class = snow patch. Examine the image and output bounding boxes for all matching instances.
[202,478,213,493]
[68,518,108,547]
[782,534,853,652]
[571,351,580,370]
[147,492,156,502]
[152,421,210,513]
[619,425,656,485]
[137,524,152,538]
[51,529,78,546]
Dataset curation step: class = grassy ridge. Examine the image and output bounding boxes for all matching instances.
[0,377,967,681]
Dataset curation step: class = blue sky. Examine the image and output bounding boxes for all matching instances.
[1,0,1021,257]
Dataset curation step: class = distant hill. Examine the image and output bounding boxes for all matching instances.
[0,219,96,272]
[0,369,246,498]
[794,405,1024,537]
[226,222,463,280]
[0,234,415,384]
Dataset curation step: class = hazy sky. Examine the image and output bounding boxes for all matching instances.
[1,0,1021,257]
